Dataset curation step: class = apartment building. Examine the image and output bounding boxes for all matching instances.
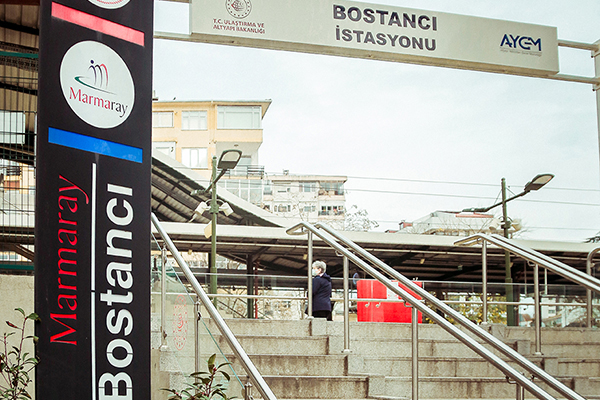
[152,99,271,180]
[262,172,347,225]
[152,100,347,225]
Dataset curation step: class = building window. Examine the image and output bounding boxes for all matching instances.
[300,182,316,192]
[152,111,174,128]
[319,182,344,195]
[182,148,208,169]
[220,179,263,205]
[152,142,176,158]
[217,106,261,129]
[182,110,207,130]
[263,181,272,196]
[277,204,291,213]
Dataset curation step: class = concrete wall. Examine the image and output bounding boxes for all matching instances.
[0,274,35,398]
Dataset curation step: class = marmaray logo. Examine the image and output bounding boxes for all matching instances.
[500,34,542,52]
[60,41,134,129]
[226,0,252,19]
[75,60,112,94]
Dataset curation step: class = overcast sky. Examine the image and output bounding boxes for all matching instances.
[152,0,600,242]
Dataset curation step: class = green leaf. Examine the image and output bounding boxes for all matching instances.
[14,308,24,316]
[219,371,230,381]
[26,314,39,321]
[207,353,216,370]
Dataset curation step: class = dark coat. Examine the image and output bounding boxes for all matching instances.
[312,273,332,312]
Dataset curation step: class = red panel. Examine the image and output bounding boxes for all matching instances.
[357,280,422,323]
[356,279,385,322]
[52,3,145,46]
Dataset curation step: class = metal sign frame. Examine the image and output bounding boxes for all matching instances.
[35,1,153,399]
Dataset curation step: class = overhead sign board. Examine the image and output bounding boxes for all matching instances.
[36,0,153,399]
[190,0,559,75]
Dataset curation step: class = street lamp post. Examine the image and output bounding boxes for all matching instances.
[191,149,242,306]
[463,173,554,326]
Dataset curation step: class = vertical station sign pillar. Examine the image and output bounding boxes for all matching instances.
[35,0,153,399]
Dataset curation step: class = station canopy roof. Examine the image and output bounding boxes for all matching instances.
[151,152,598,288]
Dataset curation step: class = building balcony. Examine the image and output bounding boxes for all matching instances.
[225,165,265,179]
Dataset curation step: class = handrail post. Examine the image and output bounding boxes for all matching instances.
[586,247,600,328]
[412,305,418,400]
[244,381,253,400]
[194,298,201,384]
[307,231,313,318]
[482,241,488,325]
[343,256,351,353]
[534,264,542,355]
[160,247,167,349]
[517,383,524,400]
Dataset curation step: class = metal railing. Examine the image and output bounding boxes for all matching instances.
[152,213,277,400]
[287,221,586,400]
[455,234,600,352]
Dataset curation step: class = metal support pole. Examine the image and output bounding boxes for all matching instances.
[516,383,525,400]
[587,259,592,329]
[482,241,488,325]
[586,247,600,328]
[502,178,516,326]
[244,381,253,400]
[210,155,218,307]
[534,264,542,355]
[254,262,259,319]
[307,231,313,317]
[594,41,600,182]
[343,256,351,353]
[412,306,418,400]
[247,254,254,319]
[160,248,167,349]
[194,299,201,377]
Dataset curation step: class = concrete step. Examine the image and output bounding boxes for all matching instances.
[536,342,600,358]
[226,354,348,376]
[558,358,600,376]
[263,375,368,399]
[383,375,600,399]
[363,357,510,378]
[203,318,312,337]
[215,335,330,356]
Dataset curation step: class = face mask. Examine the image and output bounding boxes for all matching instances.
[312,268,318,277]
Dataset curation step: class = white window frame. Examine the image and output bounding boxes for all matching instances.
[217,106,261,129]
[182,110,208,131]
[152,111,174,128]
[181,148,208,169]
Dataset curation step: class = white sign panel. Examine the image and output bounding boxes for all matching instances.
[190,0,559,75]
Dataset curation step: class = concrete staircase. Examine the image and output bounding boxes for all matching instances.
[152,317,600,400]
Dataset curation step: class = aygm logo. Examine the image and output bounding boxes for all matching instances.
[226,0,252,19]
[88,0,130,9]
[500,34,542,52]
[60,41,135,129]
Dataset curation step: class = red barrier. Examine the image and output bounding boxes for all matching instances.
[357,280,422,323]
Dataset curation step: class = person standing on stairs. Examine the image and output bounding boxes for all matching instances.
[311,260,332,321]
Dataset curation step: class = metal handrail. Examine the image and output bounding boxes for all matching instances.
[152,213,277,400]
[587,247,600,328]
[287,221,585,400]
[456,234,600,293]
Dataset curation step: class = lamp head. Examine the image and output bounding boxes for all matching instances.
[219,202,234,216]
[188,202,210,222]
[217,149,242,170]
[524,173,554,192]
